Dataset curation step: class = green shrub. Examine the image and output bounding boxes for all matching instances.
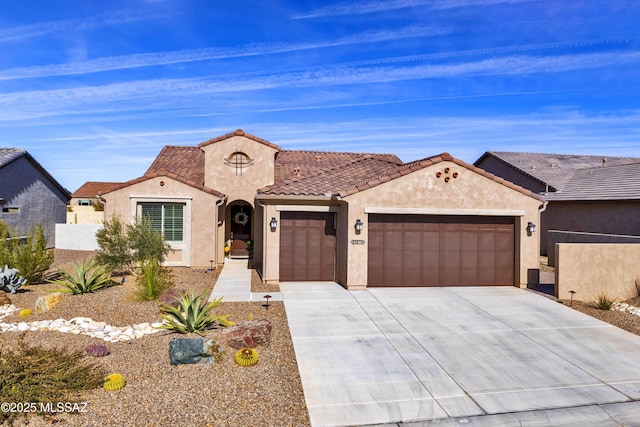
[95,215,132,274]
[96,215,171,274]
[134,258,173,301]
[50,257,115,294]
[0,220,54,284]
[157,290,229,336]
[0,340,106,424]
[594,292,615,310]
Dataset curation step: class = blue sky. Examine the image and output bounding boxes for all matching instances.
[1,0,639,192]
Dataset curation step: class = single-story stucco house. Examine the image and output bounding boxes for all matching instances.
[0,148,71,246]
[474,152,640,255]
[100,130,544,290]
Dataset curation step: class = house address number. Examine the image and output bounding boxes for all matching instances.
[351,240,366,245]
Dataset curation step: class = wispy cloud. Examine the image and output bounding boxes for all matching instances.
[0,9,171,43]
[0,26,447,80]
[293,0,532,19]
[1,50,639,121]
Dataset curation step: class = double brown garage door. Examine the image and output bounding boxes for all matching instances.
[279,212,336,281]
[368,214,514,287]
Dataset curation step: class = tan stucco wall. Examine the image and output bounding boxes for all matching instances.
[102,176,222,268]
[556,243,640,302]
[343,160,543,289]
[201,135,278,206]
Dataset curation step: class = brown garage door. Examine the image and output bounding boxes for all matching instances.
[280,212,336,281]
[368,214,514,287]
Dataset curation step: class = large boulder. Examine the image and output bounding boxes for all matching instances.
[222,318,272,350]
[168,337,224,366]
[35,292,65,314]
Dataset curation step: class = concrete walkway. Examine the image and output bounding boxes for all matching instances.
[281,283,640,427]
[207,258,281,302]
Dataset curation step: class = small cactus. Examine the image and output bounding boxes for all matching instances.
[19,308,32,317]
[86,343,110,357]
[103,373,126,391]
[234,348,259,367]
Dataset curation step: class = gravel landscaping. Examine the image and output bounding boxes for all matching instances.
[1,250,310,427]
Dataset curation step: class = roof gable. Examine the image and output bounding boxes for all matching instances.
[198,129,281,151]
[0,147,71,200]
[145,146,204,184]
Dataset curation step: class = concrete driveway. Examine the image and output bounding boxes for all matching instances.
[280,283,640,426]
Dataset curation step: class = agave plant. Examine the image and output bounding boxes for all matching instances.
[157,290,228,336]
[49,258,114,294]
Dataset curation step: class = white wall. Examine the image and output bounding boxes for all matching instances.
[55,224,102,250]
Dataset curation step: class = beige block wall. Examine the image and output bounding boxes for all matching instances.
[67,206,105,224]
[555,243,640,302]
[344,160,542,289]
[102,176,222,268]
[201,135,278,205]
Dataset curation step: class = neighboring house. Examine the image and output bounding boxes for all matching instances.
[0,148,71,247]
[100,129,543,290]
[474,152,640,254]
[68,181,122,224]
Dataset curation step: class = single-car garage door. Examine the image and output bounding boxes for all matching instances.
[368,214,514,287]
[280,211,336,281]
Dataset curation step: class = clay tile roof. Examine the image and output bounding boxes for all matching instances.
[198,129,281,151]
[274,150,402,182]
[101,146,223,198]
[145,146,204,184]
[72,182,123,198]
[260,152,544,202]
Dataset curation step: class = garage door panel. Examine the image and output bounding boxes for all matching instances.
[368,215,514,287]
[280,212,336,282]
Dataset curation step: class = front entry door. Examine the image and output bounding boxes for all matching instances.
[230,205,251,257]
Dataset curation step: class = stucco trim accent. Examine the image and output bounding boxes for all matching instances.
[276,205,340,212]
[363,207,525,216]
[130,195,193,200]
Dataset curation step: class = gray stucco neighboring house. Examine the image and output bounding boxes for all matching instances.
[475,152,640,255]
[0,148,71,247]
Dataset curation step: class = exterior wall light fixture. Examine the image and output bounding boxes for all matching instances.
[355,219,364,232]
[270,217,277,231]
[526,222,536,234]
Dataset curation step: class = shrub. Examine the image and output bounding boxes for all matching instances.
[157,290,229,336]
[50,257,115,294]
[0,220,54,284]
[95,215,132,274]
[594,292,615,310]
[96,215,171,274]
[0,340,106,424]
[134,258,173,301]
[158,287,182,308]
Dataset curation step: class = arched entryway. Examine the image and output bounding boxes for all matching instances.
[227,200,253,258]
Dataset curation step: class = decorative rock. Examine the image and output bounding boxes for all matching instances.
[168,337,225,365]
[35,292,65,314]
[0,304,20,320]
[222,318,272,350]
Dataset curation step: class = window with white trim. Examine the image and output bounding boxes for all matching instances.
[139,202,184,242]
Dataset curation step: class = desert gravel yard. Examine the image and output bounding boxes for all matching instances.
[0,250,310,427]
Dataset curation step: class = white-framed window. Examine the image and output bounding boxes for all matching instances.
[138,202,184,242]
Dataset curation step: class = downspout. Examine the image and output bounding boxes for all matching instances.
[215,196,227,266]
